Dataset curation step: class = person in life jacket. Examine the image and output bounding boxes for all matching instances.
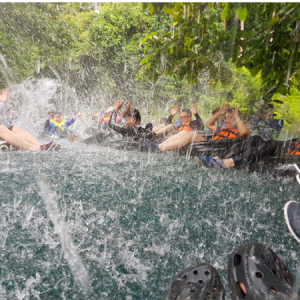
[141,106,207,153]
[153,104,204,137]
[47,111,83,142]
[288,141,300,155]
[206,104,249,140]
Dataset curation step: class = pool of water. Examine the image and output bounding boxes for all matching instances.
[0,144,299,299]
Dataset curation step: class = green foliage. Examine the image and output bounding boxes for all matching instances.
[0,2,299,129]
[138,3,300,102]
[272,87,300,125]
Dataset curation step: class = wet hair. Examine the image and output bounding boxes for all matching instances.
[180,109,192,117]
[212,107,220,115]
[52,111,61,116]
[227,108,240,116]
[160,117,168,125]
[127,108,141,123]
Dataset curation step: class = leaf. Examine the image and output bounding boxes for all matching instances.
[234,7,247,21]
[168,42,176,49]
[173,21,178,26]
[139,55,149,66]
[221,3,228,20]
[149,3,154,15]
[163,5,173,15]
[140,32,156,45]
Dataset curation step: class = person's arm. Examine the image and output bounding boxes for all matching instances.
[206,104,229,133]
[190,103,204,130]
[166,105,179,125]
[73,112,83,121]
[234,107,249,138]
[65,118,75,127]
[48,121,56,133]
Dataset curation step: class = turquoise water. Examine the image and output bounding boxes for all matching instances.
[0,145,300,299]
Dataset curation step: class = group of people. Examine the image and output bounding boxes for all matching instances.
[1,86,298,173]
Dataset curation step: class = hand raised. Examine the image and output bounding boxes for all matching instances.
[191,103,197,115]
[234,107,240,119]
[0,88,9,103]
[171,105,179,116]
[219,103,230,116]
[114,100,124,111]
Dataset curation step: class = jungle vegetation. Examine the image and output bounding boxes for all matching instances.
[0,2,299,128]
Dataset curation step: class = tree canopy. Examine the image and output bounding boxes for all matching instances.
[0,2,299,128]
[138,3,300,101]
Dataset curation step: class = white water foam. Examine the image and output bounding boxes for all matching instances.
[38,181,92,295]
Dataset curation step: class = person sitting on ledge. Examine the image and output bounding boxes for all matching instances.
[141,106,206,153]
[153,104,204,137]
[109,100,154,142]
[0,88,60,151]
[206,103,249,140]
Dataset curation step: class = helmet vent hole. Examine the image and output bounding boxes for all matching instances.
[234,254,242,267]
[213,286,217,291]
[272,270,276,275]
[190,288,195,293]
[255,272,263,278]
[187,282,192,286]
[182,274,187,279]
[198,280,203,284]
[207,293,212,298]
[270,286,277,293]
[205,271,210,276]
[193,270,198,275]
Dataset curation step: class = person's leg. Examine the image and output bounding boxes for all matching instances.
[11,125,40,146]
[159,131,205,152]
[154,124,176,137]
[196,138,279,169]
[153,123,166,133]
[0,126,40,151]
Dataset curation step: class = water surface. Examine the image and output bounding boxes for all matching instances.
[0,145,299,299]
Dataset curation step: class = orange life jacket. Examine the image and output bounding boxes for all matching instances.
[177,122,193,131]
[288,141,300,155]
[213,127,239,140]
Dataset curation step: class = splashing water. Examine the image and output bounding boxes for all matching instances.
[38,181,92,295]
[0,79,300,299]
[0,144,300,299]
